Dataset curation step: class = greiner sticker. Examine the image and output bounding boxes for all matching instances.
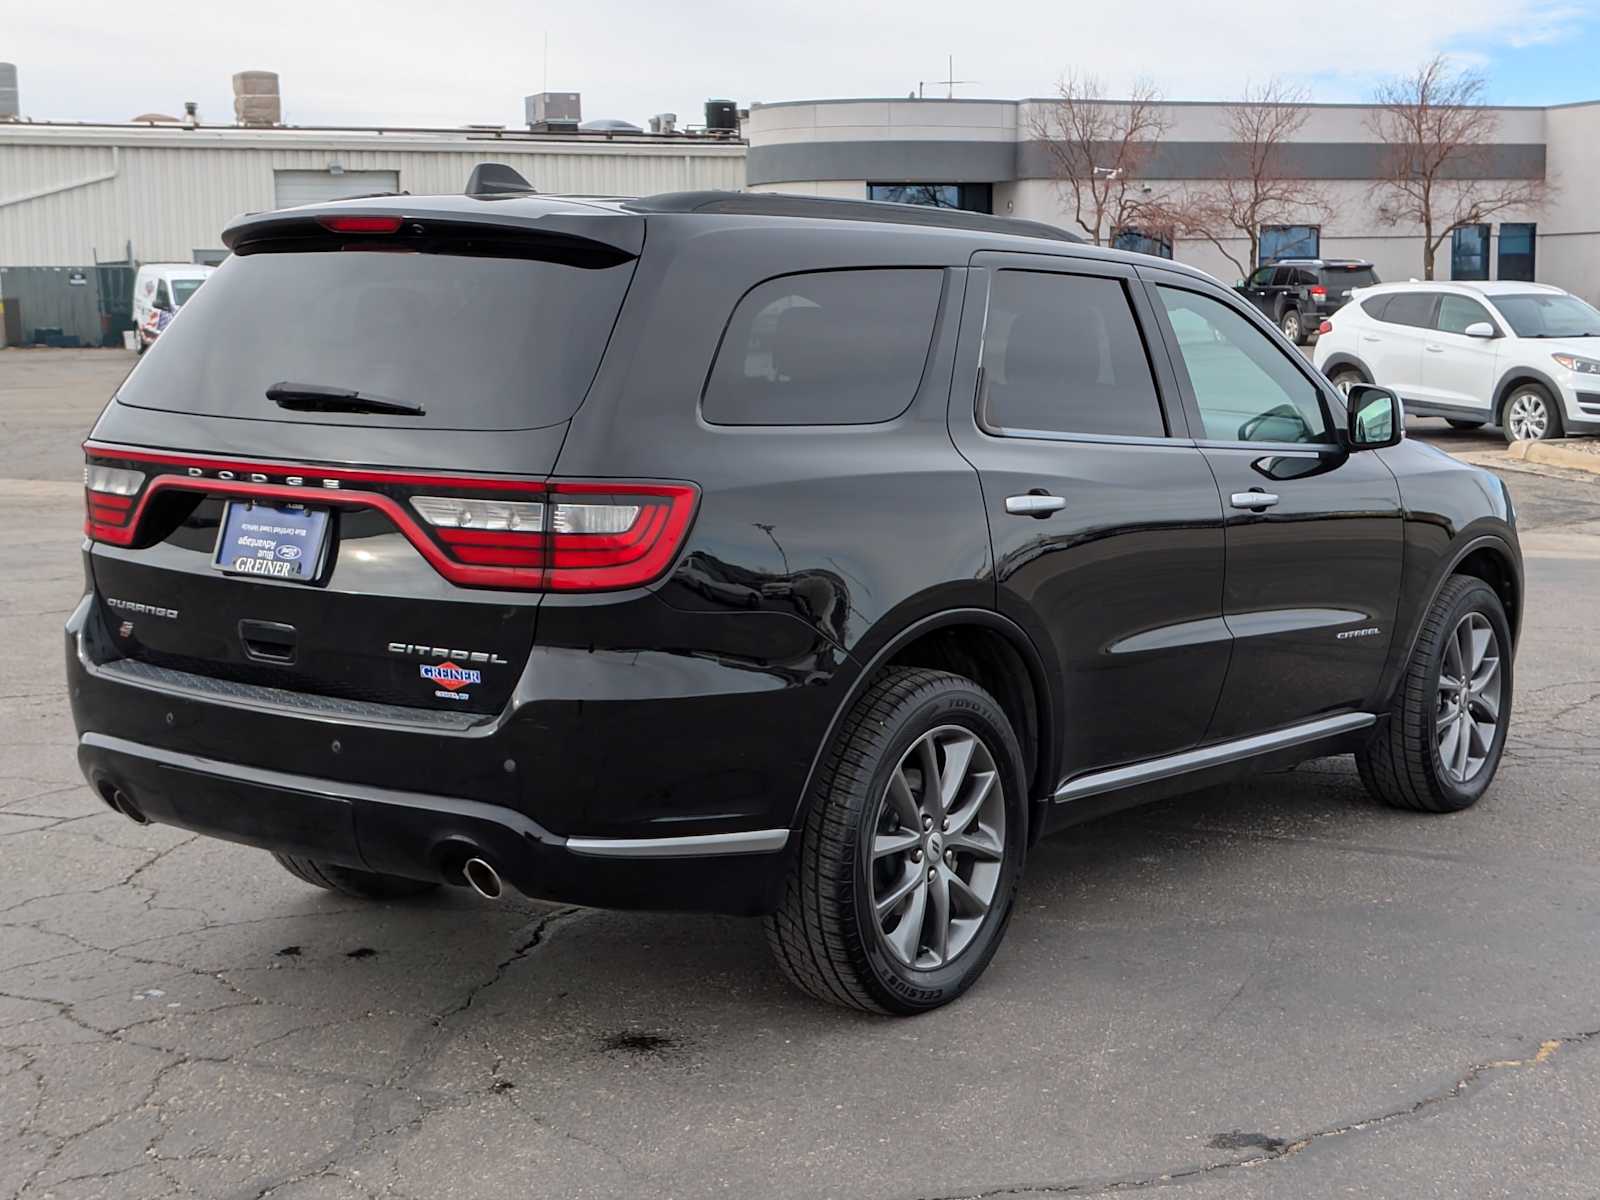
[420,661,481,701]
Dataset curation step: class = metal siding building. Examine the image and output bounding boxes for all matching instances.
[0,124,746,266]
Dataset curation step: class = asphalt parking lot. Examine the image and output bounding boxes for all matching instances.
[6,348,1600,1200]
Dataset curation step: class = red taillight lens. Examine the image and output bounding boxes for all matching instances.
[1318,320,1333,335]
[409,483,698,591]
[81,445,699,594]
[317,215,404,234]
[1310,285,1327,298]
[83,463,146,543]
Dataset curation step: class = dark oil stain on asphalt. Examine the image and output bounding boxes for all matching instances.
[1208,1131,1287,1152]
[600,1031,676,1056]
[275,945,301,957]
[346,947,378,959]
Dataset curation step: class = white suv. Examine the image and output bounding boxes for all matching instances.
[1313,281,1600,442]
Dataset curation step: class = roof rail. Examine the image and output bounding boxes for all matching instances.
[623,190,1082,243]
[465,162,537,197]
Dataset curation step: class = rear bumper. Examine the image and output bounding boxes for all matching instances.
[66,595,797,914]
[76,732,788,913]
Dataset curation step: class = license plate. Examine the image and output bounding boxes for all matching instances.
[213,501,330,582]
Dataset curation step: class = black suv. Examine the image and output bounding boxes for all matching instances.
[69,178,1520,1013]
[1237,257,1380,345]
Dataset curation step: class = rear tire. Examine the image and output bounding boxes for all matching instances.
[1446,419,1486,431]
[1356,576,1512,813]
[272,853,440,899]
[1281,308,1304,345]
[1502,383,1562,443]
[764,668,1027,1014]
[1328,367,1365,398]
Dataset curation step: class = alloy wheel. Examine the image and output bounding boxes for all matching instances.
[868,725,1006,970]
[1506,391,1550,441]
[1436,612,1502,784]
[1282,312,1300,342]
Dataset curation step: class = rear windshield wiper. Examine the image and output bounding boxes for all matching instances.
[266,381,424,416]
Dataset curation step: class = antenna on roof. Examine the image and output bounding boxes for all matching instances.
[465,162,536,197]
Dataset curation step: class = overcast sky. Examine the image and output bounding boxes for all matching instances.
[7,0,1597,128]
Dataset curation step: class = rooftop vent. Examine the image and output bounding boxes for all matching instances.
[648,112,677,134]
[233,70,281,126]
[526,91,580,131]
[0,63,18,121]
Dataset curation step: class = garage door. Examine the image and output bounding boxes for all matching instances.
[273,169,401,209]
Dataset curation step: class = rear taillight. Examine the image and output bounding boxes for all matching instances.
[83,464,146,543]
[1310,285,1327,298]
[1318,320,1334,335]
[409,483,696,591]
[82,446,699,593]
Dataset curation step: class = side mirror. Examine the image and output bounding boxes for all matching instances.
[1347,384,1403,450]
[1464,321,1496,339]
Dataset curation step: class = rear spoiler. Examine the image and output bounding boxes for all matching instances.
[221,194,643,260]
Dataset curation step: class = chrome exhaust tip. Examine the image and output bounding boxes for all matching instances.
[463,857,503,900]
[109,787,150,825]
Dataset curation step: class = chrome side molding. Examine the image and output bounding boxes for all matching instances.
[564,828,790,859]
[1053,712,1376,803]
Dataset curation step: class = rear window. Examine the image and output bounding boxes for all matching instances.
[702,269,942,425]
[1321,266,1377,288]
[117,249,635,431]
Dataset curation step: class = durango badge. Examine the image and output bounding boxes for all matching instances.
[420,661,481,701]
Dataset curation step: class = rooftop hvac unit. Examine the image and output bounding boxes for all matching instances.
[704,99,737,132]
[232,69,281,126]
[0,63,18,121]
[526,92,581,130]
[649,112,677,134]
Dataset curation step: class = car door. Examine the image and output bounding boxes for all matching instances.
[948,252,1229,781]
[1140,269,1404,740]
[1239,265,1277,319]
[1361,290,1435,397]
[1420,293,1502,416]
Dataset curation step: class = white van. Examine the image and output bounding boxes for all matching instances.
[132,263,215,352]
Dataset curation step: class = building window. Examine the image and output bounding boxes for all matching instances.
[869,183,993,214]
[1451,224,1490,281]
[1498,223,1536,282]
[1259,225,1320,264]
[1112,228,1173,259]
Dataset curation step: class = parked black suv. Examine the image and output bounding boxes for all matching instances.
[70,177,1520,1013]
[1237,257,1380,345]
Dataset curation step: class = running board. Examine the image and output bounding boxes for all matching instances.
[1053,712,1376,803]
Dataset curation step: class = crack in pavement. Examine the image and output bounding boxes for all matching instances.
[913,1032,1597,1199]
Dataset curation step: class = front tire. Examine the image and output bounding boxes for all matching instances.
[1357,576,1512,813]
[272,853,440,899]
[765,668,1027,1014]
[1502,383,1562,443]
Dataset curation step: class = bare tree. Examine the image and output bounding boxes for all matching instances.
[1172,80,1336,279]
[1368,56,1547,280]
[1027,74,1172,246]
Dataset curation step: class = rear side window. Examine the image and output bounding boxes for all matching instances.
[702,269,941,425]
[117,249,636,431]
[1382,292,1437,328]
[980,270,1165,439]
[1360,295,1391,320]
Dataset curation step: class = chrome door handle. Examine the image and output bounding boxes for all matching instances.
[1230,491,1280,510]
[1005,494,1067,517]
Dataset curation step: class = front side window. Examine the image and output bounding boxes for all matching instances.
[1157,286,1331,445]
[702,269,942,425]
[1499,223,1536,283]
[1451,225,1490,281]
[1259,225,1320,264]
[1247,266,1275,288]
[1492,292,1600,339]
[980,270,1165,439]
[1435,295,1495,336]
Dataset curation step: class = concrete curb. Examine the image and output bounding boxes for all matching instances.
[1507,439,1600,476]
